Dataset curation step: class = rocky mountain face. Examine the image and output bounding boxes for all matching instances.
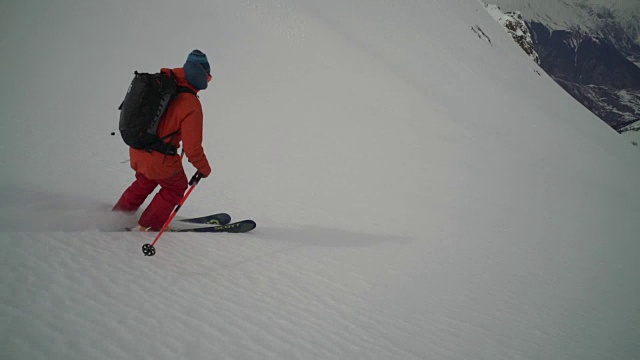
[485,5,541,64]
[529,20,640,130]
[485,1,640,147]
[575,1,640,67]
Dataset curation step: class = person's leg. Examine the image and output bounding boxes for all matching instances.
[138,171,188,230]
[113,172,158,212]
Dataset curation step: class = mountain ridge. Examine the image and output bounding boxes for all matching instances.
[487,0,640,146]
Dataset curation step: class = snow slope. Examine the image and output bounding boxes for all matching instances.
[1,0,640,359]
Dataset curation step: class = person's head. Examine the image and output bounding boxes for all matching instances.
[184,49,211,90]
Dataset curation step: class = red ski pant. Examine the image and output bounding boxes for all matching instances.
[113,171,188,230]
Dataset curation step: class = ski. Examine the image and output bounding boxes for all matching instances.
[177,212,231,226]
[174,219,257,233]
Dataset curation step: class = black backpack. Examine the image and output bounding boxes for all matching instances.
[118,71,196,155]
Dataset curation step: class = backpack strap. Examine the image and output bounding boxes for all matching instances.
[177,86,197,96]
[147,70,196,155]
[168,69,198,97]
[147,139,178,156]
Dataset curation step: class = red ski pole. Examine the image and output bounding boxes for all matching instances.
[142,171,203,256]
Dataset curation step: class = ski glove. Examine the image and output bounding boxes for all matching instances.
[189,171,206,186]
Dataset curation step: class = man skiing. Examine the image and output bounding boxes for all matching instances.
[113,50,213,231]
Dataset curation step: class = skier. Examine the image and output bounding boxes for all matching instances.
[113,50,213,231]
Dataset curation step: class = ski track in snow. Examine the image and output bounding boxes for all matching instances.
[2,229,420,359]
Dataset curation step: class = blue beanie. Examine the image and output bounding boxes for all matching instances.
[184,49,211,90]
[186,49,210,73]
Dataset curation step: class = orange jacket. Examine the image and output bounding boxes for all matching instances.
[129,68,212,180]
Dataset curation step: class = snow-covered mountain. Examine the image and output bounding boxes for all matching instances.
[2,1,640,359]
[488,0,640,143]
[491,0,640,54]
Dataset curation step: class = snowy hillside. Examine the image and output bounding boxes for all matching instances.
[2,0,640,359]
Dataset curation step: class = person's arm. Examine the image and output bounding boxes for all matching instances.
[181,102,212,177]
